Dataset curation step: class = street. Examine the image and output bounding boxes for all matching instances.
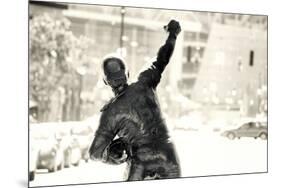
[30,130,267,187]
[30,160,127,187]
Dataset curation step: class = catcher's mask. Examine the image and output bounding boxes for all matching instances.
[108,138,130,159]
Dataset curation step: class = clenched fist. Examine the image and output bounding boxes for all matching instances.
[164,20,181,36]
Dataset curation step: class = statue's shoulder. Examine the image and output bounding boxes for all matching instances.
[100,98,115,112]
[100,88,128,112]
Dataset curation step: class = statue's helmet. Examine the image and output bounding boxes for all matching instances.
[102,54,128,87]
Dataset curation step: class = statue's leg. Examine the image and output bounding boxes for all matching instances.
[126,161,145,181]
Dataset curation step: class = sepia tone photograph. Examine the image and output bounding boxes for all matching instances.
[28,0,268,187]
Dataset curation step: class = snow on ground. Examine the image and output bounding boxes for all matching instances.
[30,129,267,187]
[171,130,267,177]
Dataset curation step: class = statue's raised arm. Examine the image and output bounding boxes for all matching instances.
[138,20,181,88]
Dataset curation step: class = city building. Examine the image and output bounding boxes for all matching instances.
[29,1,267,122]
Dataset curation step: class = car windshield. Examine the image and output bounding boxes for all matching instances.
[248,122,256,128]
[239,124,250,129]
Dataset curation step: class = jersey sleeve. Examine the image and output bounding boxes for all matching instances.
[138,33,177,88]
[88,112,116,163]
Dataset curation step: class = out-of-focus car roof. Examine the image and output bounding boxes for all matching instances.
[232,117,267,127]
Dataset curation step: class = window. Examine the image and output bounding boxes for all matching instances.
[249,50,254,66]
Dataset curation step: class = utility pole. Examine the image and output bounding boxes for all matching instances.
[120,6,126,56]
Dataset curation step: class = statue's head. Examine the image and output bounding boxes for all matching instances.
[102,54,129,90]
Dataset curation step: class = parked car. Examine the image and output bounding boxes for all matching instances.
[29,135,39,181]
[55,126,81,167]
[71,125,93,162]
[221,121,267,140]
[31,124,64,172]
[69,137,82,166]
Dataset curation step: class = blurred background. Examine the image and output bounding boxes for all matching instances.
[29,1,267,187]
